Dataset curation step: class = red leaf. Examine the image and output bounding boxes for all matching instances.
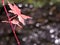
[8,1,21,15]
[2,19,22,28]
[18,14,32,25]
[21,14,32,19]
[8,1,32,25]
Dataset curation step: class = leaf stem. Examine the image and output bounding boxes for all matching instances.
[2,0,21,45]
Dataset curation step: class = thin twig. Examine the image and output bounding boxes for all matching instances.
[2,0,21,45]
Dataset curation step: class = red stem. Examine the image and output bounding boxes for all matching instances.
[2,0,21,45]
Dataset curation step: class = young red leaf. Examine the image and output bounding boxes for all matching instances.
[21,14,32,19]
[2,19,22,28]
[8,1,32,25]
[8,1,21,15]
[18,14,32,25]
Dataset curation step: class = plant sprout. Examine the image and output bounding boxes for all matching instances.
[1,0,32,45]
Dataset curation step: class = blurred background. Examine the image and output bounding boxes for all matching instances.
[0,0,60,7]
[0,0,60,45]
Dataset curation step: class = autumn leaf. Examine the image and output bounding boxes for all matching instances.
[8,1,21,15]
[21,14,32,19]
[8,1,32,25]
[2,19,22,28]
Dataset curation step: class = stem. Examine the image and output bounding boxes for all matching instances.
[2,0,21,45]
